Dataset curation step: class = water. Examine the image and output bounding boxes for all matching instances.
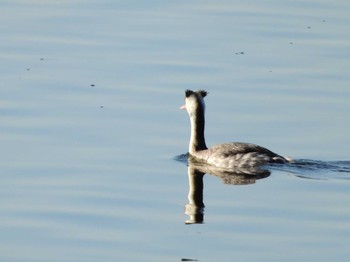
[1,0,350,261]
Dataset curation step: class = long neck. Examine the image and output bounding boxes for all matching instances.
[189,106,207,154]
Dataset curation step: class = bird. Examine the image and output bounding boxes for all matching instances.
[180,89,291,169]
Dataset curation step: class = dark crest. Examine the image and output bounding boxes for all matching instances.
[185,89,208,98]
[198,90,208,98]
[185,89,194,97]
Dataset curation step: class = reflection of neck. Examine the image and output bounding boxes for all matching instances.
[189,106,207,154]
[185,166,205,224]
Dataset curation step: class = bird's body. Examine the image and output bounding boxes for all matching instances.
[191,141,287,169]
[181,90,289,168]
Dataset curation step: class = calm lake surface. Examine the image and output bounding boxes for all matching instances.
[1,1,350,261]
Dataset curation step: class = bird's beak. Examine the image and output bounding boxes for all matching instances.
[180,105,186,110]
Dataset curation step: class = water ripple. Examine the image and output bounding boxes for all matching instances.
[176,154,350,181]
[270,159,350,181]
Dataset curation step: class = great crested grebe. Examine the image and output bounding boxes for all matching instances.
[180,89,290,168]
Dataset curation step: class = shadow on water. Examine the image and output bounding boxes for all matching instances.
[176,154,271,224]
[175,154,350,224]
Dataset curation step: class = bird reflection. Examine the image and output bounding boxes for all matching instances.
[185,157,270,224]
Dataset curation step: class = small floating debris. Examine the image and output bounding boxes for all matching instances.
[26,68,30,71]
[100,106,104,108]
[235,51,244,55]
[90,84,95,87]
[40,58,44,61]
[307,26,311,29]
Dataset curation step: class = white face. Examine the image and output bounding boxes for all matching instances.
[185,94,205,117]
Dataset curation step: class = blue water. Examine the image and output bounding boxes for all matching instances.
[1,1,350,261]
